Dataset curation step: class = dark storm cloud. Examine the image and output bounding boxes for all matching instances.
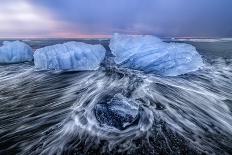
[32,0,232,37]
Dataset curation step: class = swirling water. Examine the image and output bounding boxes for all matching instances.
[0,40,232,155]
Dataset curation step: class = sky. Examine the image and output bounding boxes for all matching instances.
[0,0,232,38]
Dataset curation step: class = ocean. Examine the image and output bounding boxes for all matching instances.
[0,39,232,155]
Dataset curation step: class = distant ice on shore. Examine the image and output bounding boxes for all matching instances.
[174,38,232,42]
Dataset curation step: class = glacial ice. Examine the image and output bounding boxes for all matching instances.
[34,42,106,70]
[109,33,204,76]
[0,41,33,63]
[94,94,140,130]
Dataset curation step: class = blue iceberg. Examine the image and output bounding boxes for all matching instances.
[34,42,106,70]
[0,41,33,64]
[109,33,204,76]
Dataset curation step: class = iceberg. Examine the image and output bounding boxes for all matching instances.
[0,41,33,63]
[34,42,106,70]
[109,33,204,76]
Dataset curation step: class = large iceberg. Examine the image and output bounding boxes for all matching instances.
[0,41,33,63]
[109,33,204,76]
[34,42,106,70]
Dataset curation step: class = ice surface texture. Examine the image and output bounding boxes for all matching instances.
[109,33,204,76]
[0,41,33,63]
[34,42,106,70]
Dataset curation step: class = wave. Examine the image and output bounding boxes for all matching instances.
[0,57,231,154]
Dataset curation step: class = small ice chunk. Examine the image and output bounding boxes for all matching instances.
[0,41,33,63]
[34,42,106,70]
[94,94,139,130]
[109,33,204,76]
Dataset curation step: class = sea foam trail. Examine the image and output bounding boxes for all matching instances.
[0,57,231,155]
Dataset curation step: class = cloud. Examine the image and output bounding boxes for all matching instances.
[33,0,232,37]
[0,0,72,38]
[1,0,232,37]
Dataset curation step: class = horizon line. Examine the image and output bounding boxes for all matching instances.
[0,34,232,40]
